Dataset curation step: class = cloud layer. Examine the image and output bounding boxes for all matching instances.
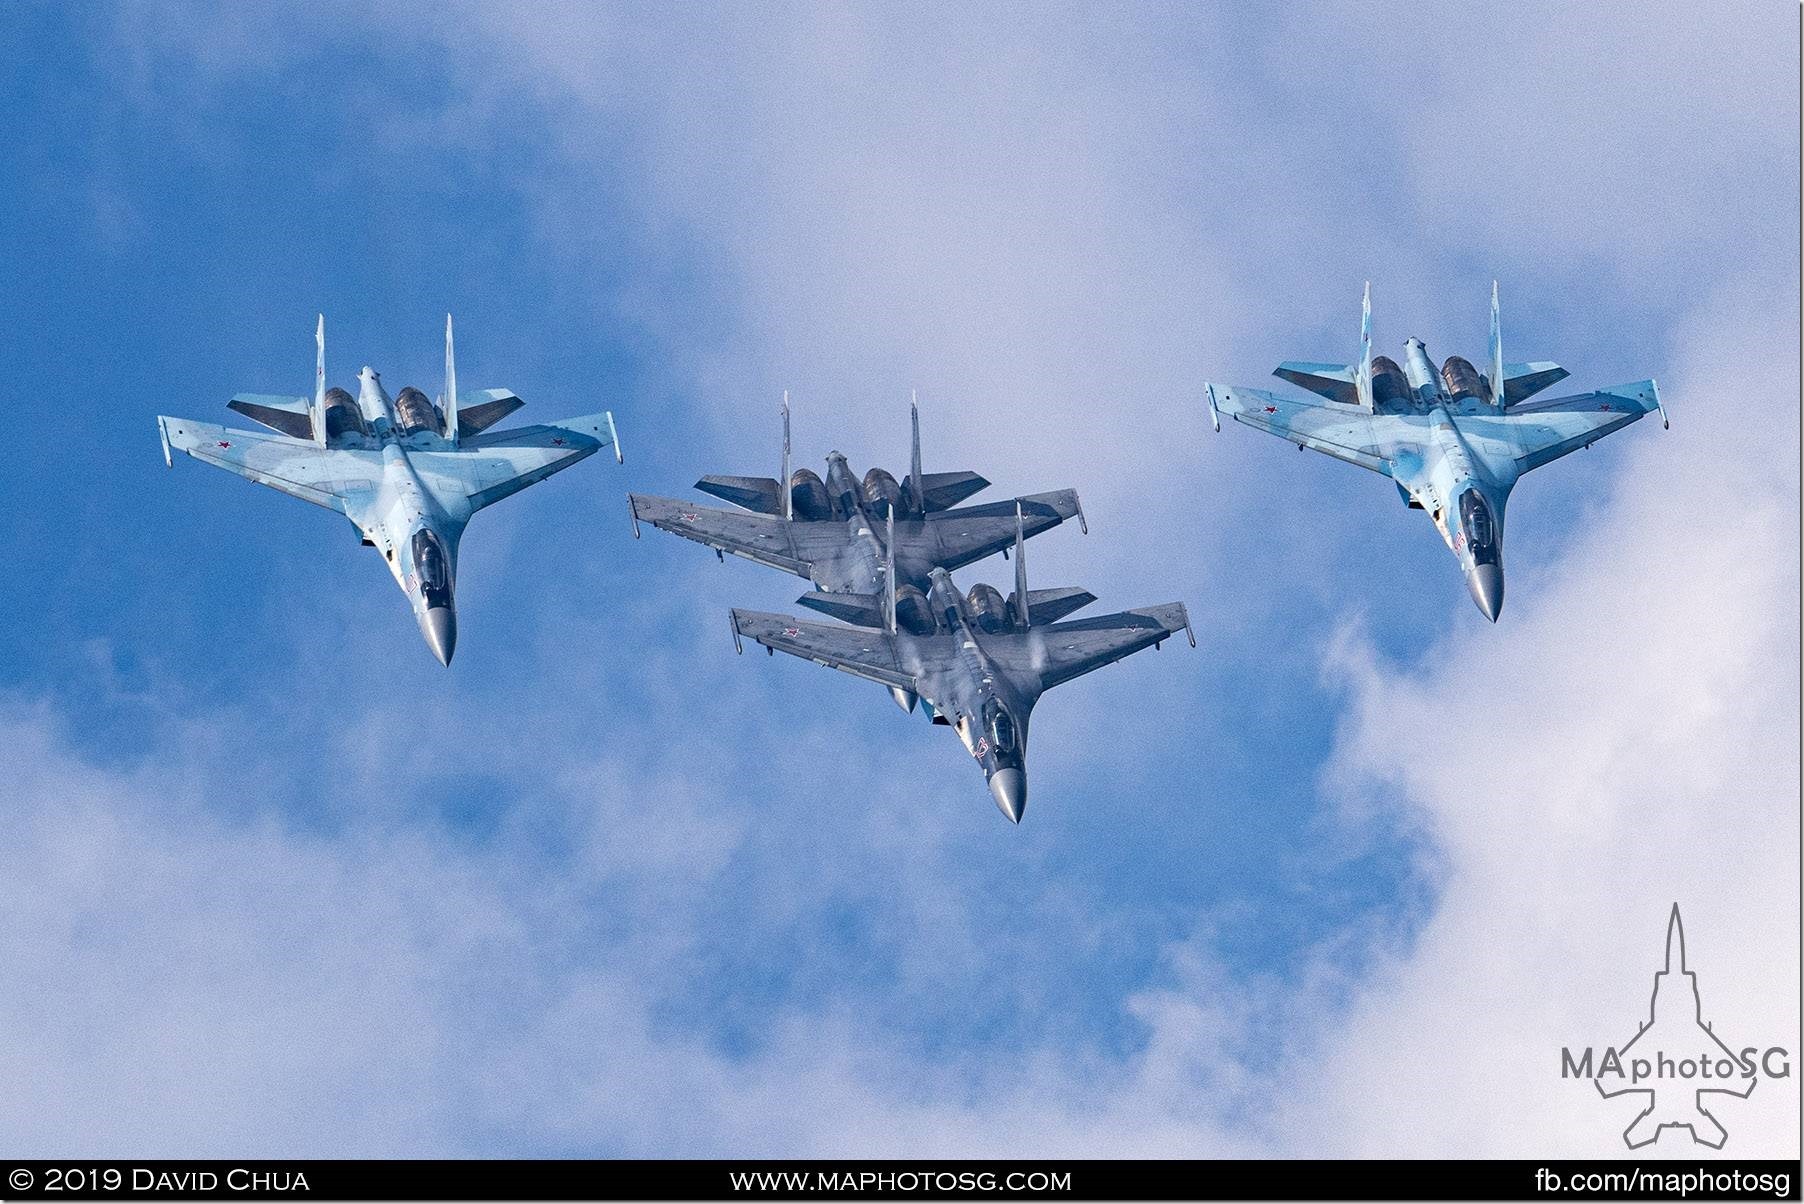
[0,0,1794,1158]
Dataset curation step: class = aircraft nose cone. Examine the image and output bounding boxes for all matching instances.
[1468,564,1504,623]
[423,605,457,665]
[989,768,1027,824]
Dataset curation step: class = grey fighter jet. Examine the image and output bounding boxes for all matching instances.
[629,397,1084,624]
[1205,284,1666,620]
[730,507,1192,823]
[158,316,620,664]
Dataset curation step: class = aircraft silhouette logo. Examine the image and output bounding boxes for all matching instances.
[1593,905,1755,1149]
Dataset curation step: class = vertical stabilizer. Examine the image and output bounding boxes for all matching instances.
[781,391,792,521]
[884,507,897,633]
[1014,501,1030,628]
[313,314,327,446]
[1664,903,1687,971]
[443,314,459,443]
[1489,281,1505,408]
[1357,281,1373,410]
[909,391,924,516]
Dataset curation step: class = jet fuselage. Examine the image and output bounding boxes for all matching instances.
[894,567,1039,821]
[349,367,469,664]
[1387,339,1517,621]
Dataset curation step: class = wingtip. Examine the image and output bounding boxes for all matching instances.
[606,411,623,463]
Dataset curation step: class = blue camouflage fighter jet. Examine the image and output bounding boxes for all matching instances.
[158,317,620,664]
[1205,284,1666,620]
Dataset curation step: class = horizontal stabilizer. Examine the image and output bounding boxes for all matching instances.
[456,388,524,436]
[696,474,784,515]
[1273,362,1360,405]
[228,394,314,440]
[912,470,989,512]
[1015,587,1096,624]
[1500,362,1570,406]
[796,592,884,627]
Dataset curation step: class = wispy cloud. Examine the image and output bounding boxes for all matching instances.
[0,0,1791,1158]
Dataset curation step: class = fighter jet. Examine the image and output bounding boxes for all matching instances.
[1205,284,1667,620]
[158,316,621,664]
[628,396,1085,622]
[730,506,1192,822]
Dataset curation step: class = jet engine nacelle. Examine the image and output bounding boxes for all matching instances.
[894,584,936,636]
[1370,356,1410,409]
[1441,356,1486,403]
[394,386,443,436]
[862,467,903,519]
[966,583,1011,633]
[322,386,367,439]
[788,469,832,520]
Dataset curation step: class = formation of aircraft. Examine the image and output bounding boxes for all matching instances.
[158,316,620,664]
[628,396,1084,609]
[1205,284,1665,620]
[157,285,1665,820]
[731,506,1191,822]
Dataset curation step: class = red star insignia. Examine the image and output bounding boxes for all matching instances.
[781,627,800,638]
[680,512,700,522]
[551,436,567,446]
[1264,405,1278,414]
[1599,403,1613,411]
[217,440,232,448]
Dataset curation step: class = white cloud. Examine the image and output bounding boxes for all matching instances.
[11,0,1791,1159]
[1285,279,1801,1156]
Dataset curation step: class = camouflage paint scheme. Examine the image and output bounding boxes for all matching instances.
[158,316,620,664]
[1206,284,1666,620]
[629,397,1084,604]
[731,507,1192,823]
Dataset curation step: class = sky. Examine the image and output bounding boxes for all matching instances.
[0,0,1797,1158]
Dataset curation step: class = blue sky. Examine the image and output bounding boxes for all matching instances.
[0,1,1796,1157]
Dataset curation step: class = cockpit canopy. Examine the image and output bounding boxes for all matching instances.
[393,386,443,437]
[983,698,1018,757]
[412,528,453,607]
[1458,489,1499,566]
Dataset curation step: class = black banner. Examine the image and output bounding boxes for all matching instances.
[0,1160,1797,1201]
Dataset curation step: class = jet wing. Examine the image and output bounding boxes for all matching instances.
[1206,384,1399,476]
[925,489,1083,569]
[158,416,380,512]
[730,610,917,692]
[1464,381,1662,474]
[414,412,618,512]
[628,496,853,577]
[1027,604,1193,691]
